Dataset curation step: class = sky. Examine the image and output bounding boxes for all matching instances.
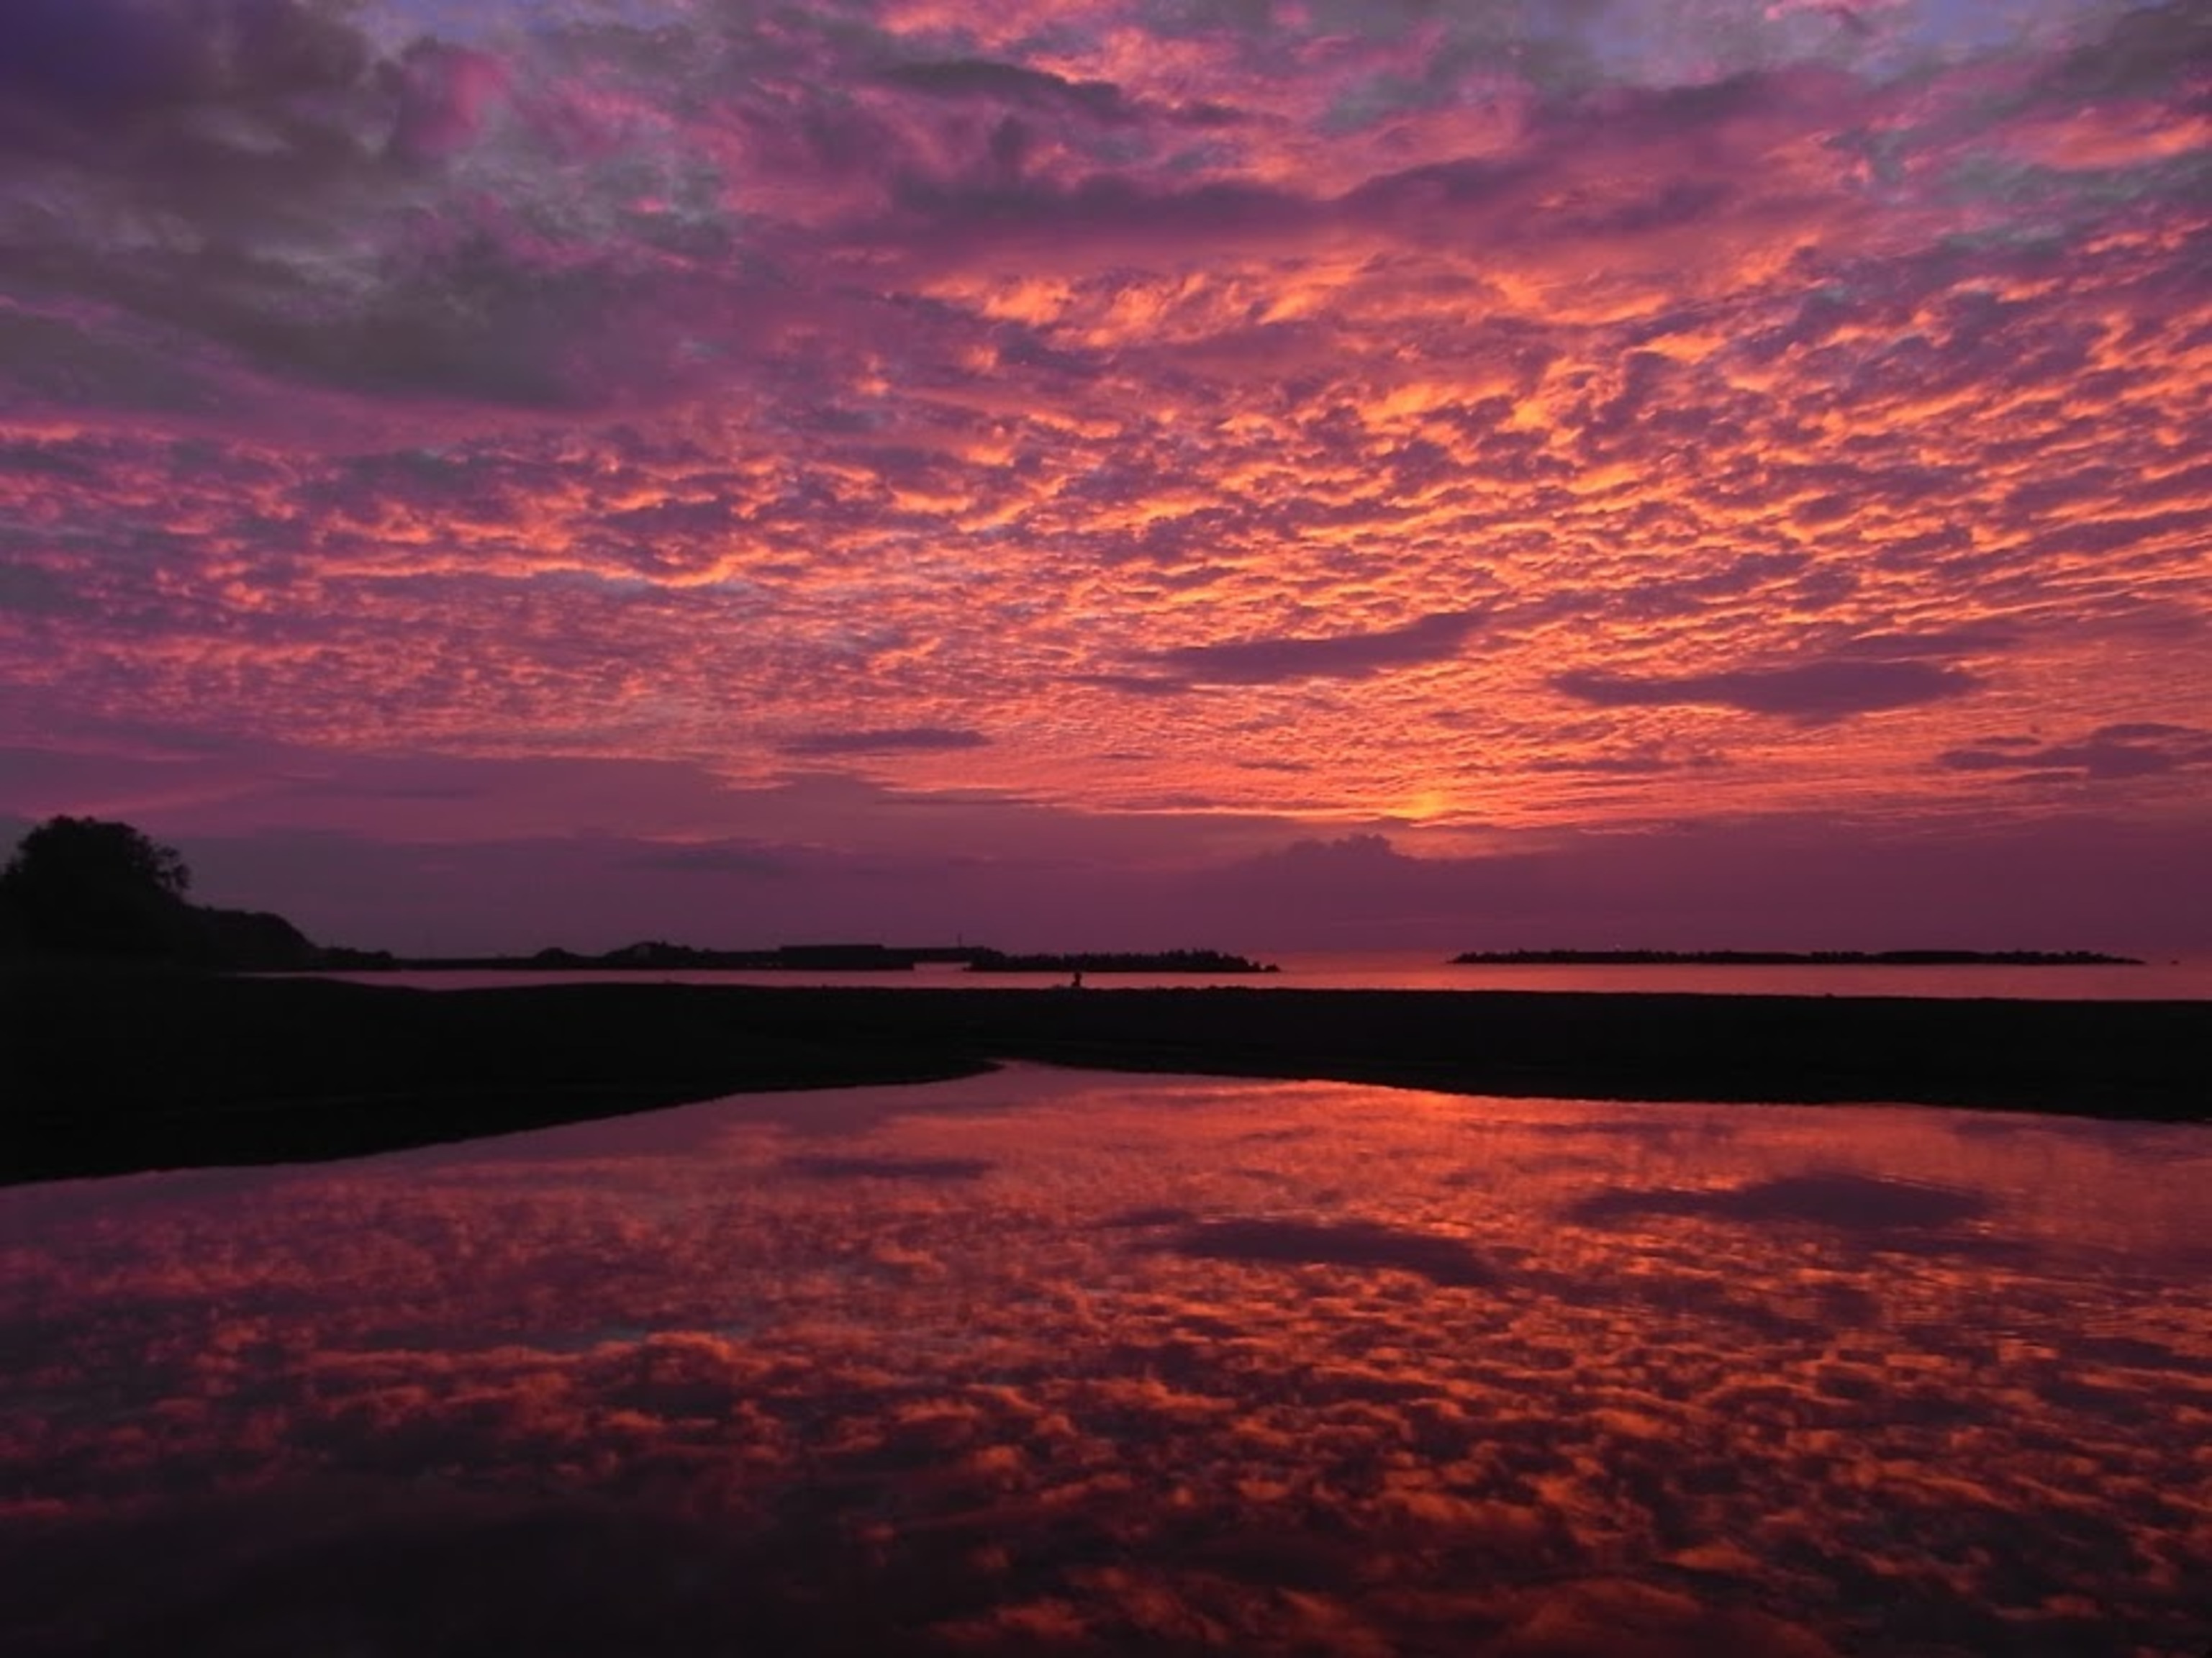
[1,0,2207,953]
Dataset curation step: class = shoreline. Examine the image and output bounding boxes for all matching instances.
[6,973,2208,1187]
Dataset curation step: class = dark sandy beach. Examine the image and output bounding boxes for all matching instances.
[5,970,2207,1185]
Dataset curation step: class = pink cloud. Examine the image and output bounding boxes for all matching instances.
[387,42,511,164]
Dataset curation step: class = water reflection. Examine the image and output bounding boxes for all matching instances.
[2,1069,2207,1656]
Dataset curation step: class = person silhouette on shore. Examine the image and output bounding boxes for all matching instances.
[1071,969,1084,991]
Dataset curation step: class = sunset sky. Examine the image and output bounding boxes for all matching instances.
[2,0,2207,953]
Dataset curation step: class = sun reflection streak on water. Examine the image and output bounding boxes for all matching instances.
[1,1069,2208,1656]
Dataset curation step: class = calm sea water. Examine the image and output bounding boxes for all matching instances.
[333,948,2212,1000]
[3,1068,2207,1655]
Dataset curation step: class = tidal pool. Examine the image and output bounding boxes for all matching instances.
[3,1066,2207,1655]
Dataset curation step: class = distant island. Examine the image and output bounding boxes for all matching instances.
[486,941,939,971]
[964,948,1278,974]
[1450,948,2144,966]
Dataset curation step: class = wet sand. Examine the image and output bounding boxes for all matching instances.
[5,970,2207,1184]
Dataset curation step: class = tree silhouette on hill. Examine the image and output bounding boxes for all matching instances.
[0,816,198,958]
[0,816,355,969]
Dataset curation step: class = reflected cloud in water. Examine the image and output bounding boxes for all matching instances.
[780,1155,998,1182]
[1,1069,2208,1656]
[1166,1218,1498,1289]
[1567,1169,1991,1234]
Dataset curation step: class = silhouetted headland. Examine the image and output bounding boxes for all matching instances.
[1451,948,2145,966]
[6,969,2206,1186]
[0,814,394,972]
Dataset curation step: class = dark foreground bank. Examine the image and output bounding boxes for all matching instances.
[5,971,2208,1184]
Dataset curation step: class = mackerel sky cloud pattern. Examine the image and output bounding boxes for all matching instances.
[4,1071,2208,1652]
[1,0,2207,948]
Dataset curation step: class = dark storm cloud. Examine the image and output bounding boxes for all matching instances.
[1139,609,1484,687]
[0,0,368,135]
[0,0,384,245]
[1361,154,1736,245]
[776,726,992,757]
[879,59,1138,124]
[1606,552,1815,622]
[0,300,238,415]
[1840,628,2019,660]
[0,1,627,409]
[223,237,638,406]
[1555,658,1981,721]
[886,171,1318,256]
[0,4,762,411]
[0,561,81,615]
[1065,671,1212,698]
[2031,507,2212,559]
[2039,0,2212,99]
[1938,722,2212,784]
